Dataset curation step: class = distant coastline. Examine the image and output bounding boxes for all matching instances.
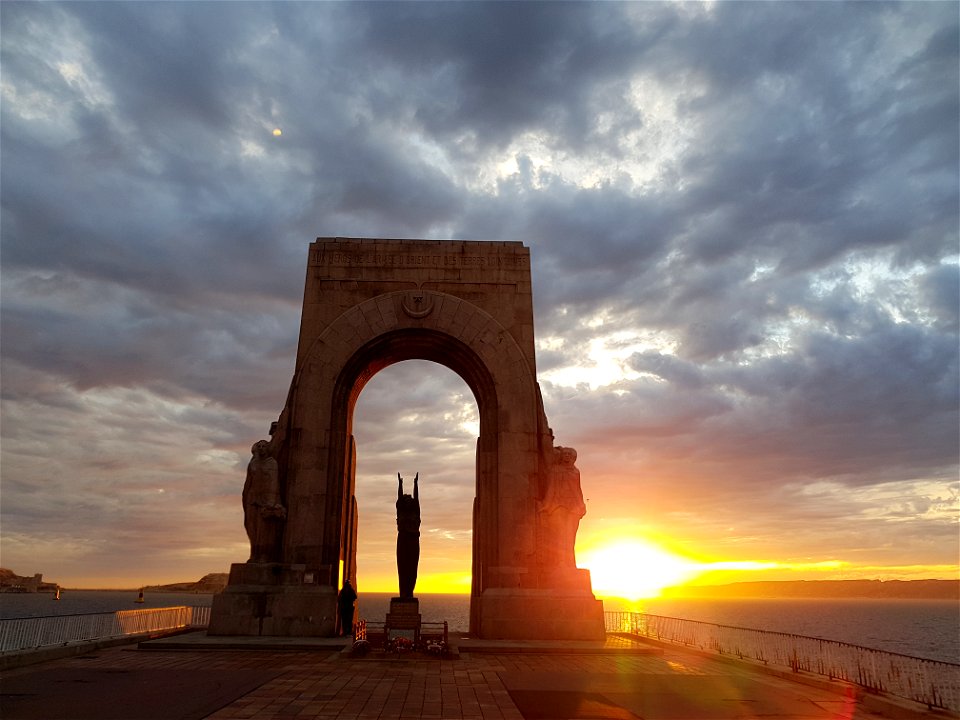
[0,569,229,594]
[0,568,58,593]
[662,579,959,600]
[140,572,229,593]
[10,567,957,600]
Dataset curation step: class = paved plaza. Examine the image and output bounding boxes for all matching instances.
[0,633,939,719]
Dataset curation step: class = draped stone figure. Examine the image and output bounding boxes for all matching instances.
[396,473,421,598]
[242,439,286,563]
[538,446,586,569]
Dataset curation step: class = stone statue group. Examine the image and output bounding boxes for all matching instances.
[538,445,586,570]
[242,438,585,596]
[242,439,285,564]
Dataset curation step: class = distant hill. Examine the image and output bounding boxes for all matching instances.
[0,567,59,593]
[143,573,229,593]
[663,579,959,600]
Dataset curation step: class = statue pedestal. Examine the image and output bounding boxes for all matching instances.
[477,589,605,640]
[208,562,337,637]
[476,569,605,640]
[385,597,421,642]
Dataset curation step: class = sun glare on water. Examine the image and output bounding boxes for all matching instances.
[581,540,699,599]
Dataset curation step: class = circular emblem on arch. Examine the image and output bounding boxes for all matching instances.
[401,289,435,318]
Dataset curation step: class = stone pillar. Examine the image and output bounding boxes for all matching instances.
[208,563,337,637]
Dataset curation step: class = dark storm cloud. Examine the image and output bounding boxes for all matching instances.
[603,319,959,486]
[465,2,957,356]
[670,7,959,272]
[921,263,960,333]
[1,272,299,411]
[1,1,956,584]
[346,2,662,154]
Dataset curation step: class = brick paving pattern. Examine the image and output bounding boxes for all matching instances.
[0,635,935,719]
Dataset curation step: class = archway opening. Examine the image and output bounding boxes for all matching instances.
[351,360,478,629]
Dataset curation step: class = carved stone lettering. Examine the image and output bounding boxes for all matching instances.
[311,251,528,269]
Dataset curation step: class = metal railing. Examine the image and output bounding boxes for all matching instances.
[605,611,960,712]
[0,605,210,653]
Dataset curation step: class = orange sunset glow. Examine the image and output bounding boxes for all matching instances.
[578,539,694,599]
[341,521,959,601]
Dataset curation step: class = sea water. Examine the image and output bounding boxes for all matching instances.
[357,593,470,634]
[602,596,959,664]
[2,591,955,664]
[364,594,958,663]
[0,590,214,620]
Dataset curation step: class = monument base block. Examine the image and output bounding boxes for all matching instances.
[207,562,337,637]
[385,597,421,627]
[477,588,605,641]
[385,597,421,641]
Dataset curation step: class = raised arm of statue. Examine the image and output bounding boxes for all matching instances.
[414,472,419,501]
[398,472,403,500]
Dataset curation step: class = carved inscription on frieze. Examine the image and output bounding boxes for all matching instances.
[310,249,528,269]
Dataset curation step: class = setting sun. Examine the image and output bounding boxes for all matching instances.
[580,540,699,599]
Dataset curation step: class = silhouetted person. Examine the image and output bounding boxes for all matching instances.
[242,439,286,562]
[338,580,358,636]
[396,472,421,598]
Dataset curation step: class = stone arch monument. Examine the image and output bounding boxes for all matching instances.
[209,238,604,640]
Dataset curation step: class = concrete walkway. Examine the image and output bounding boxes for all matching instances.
[0,633,943,719]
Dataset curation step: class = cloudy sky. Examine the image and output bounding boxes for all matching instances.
[1,2,957,594]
